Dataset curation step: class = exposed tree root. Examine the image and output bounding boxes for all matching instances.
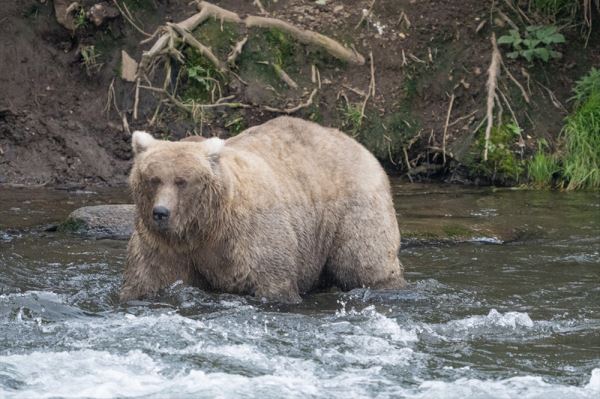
[484,34,501,161]
[227,36,248,66]
[168,22,226,72]
[442,93,455,164]
[128,1,361,125]
[244,15,365,65]
[257,62,298,89]
[263,89,318,114]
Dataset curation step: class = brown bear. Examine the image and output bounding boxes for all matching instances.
[120,116,404,303]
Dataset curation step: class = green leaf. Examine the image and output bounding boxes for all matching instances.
[523,39,541,49]
[545,33,566,44]
[498,35,515,45]
[507,51,520,59]
[522,49,535,62]
[550,50,563,59]
[535,48,550,62]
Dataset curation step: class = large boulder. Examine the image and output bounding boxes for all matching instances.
[61,204,134,239]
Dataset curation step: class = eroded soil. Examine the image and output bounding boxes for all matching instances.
[0,0,598,186]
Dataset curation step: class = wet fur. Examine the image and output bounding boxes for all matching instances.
[120,117,405,302]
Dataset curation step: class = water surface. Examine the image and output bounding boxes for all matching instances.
[0,183,599,398]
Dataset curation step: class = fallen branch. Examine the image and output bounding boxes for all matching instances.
[484,34,501,161]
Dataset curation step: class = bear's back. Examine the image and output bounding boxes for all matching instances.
[225,117,387,199]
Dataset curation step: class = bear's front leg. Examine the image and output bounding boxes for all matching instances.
[119,231,198,301]
[254,283,302,304]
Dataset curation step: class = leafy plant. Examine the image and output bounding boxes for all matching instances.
[339,102,363,136]
[464,121,525,184]
[187,65,215,92]
[182,47,225,104]
[498,25,565,62]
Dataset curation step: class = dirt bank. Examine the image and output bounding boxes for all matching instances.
[0,0,598,186]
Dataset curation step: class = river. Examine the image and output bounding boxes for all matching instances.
[0,182,598,398]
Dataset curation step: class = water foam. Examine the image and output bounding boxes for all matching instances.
[403,369,600,399]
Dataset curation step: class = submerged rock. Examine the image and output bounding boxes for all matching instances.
[61,205,134,239]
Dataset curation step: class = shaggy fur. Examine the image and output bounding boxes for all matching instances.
[120,116,404,302]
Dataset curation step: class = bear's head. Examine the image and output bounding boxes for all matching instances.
[129,131,230,241]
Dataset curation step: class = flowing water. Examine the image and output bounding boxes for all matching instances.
[0,183,598,398]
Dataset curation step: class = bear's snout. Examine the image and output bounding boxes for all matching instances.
[152,206,170,223]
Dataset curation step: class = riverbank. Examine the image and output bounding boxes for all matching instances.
[0,1,598,187]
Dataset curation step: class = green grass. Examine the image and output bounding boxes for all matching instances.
[339,102,363,136]
[528,140,560,188]
[561,69,600,190]
[529,0,579,18]
[74,7,88,29]
[525,68,600,190]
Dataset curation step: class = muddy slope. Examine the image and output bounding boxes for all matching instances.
[0,0,598,186]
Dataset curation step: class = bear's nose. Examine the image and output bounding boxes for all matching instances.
[152,206,170,221]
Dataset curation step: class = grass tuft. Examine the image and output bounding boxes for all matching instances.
[528,140,560,188]
[561,70,600,190]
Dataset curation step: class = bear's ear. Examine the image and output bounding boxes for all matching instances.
[131,131,156,155]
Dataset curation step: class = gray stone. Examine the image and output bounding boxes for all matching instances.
[62,204,135,239]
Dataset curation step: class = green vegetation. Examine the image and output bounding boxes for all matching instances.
[561,68,600,190]
[528,0,580,20]
[339,102,363,136]
[263,28,297,69]
[498,26,565,63]
[182,47,225,103]
[58,218,86,234]
[526,68,600,190]
[74,7,88,30]
[464,121,525,185]
[224,114,247,135]
[193,20,239,60]
[80,45,101,75]
[528,140,560,188]
[442,224,473,239]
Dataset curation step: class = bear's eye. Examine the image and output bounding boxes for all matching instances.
[149,176,161,186]
[174,177,187,188]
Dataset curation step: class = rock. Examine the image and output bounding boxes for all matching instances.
[88,2,120,27]
[120,50,138,82]
[53,0,77,31]
[61,205,134,239]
